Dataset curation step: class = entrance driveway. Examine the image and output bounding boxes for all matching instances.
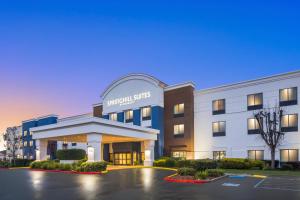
[1,168,300,200]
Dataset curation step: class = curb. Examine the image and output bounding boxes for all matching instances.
[30,169,103,175]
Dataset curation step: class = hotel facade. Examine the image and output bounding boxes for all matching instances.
[17,71,299,166]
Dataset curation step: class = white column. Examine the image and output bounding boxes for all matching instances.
[143,140,155,166]
[35,139,48,161]
[87,133,102,162]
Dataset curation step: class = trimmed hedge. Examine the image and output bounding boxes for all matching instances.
[153,157,176,168]
[56,149,86,160]
[13,159,33,167]
[0,160,11,168]
[177,167,196,176]
[191,159,218,171]
[195,171,208,180]
[218,158,265,169]
[78,161,107,172]
[30,160,107,172]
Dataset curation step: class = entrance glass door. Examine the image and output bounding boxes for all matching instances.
[114,153,132,165]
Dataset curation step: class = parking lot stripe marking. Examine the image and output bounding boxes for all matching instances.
[257,186,300,192]
[254,178,266,188]
[222,183,240,187]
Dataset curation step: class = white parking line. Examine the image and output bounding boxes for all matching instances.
[257,186,300,192]
[254,178,266,188]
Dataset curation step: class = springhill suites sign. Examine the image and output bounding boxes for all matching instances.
[107,91,151,107]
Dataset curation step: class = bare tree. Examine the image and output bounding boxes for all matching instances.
[254,107,284,169]
[3,127,21,165]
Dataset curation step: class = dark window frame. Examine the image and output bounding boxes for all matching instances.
[280,149,299,162]
[248,150,264,160]
[141,106,152,121]
[279,87,298,106]
[212,99,226,115]
[281,114,298,132]
[173,103,185,118]
[247,118,261,135]
[125,110,133,123]
[212,121,226,137]
[247,93,263,111]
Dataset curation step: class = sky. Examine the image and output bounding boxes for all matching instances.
[1,1,300,136]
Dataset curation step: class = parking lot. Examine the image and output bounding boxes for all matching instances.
[0,168,300,200]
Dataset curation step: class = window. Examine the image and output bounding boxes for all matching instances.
[141,106,151,120]
[281,114,298,132]
[248,118,260,134]
[247,93,263,110]
[71,143,77,147]
[173,103,184,117]
[212,99,225,115]
[212,121,226,137]
[62,142,68,150]
[280,87,297,106]
[125,110,133,123]
[172,151,187,158]
[30,131,32,136]
[24,131,28,136]
[29,141,33,147]
[174,124,184,137]
[24,141,28,147]
[280,149,299,162]
[248,150,264,160]
[213,151,226,160]
[109,113,118,121]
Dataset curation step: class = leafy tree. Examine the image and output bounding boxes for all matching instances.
[254,107,284,169]
[3,127,21,165]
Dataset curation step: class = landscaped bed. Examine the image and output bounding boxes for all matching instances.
[30,159,108,174]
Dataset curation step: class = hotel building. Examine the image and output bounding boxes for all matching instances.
[17,71,300,166]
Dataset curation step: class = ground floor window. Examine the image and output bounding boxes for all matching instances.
[213,151,226,160]
[280,149,299,162]
[172,151,187,158]
[248,150,264,160]
[114,153,132,165]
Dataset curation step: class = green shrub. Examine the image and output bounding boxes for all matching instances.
[78,161,107,172]
[61,163,72,171]
[195,171,208,180]
[56,149,86,160]
[281,164,294,171]
[177,167,196,176]
[176,159,193,168]
[0,160,11,168]
[11,159,33,167]
[219,158,265,170]
[206,169,224,177]
[219,158,250,169]
[191,159,217,171]
[153,157,176,168]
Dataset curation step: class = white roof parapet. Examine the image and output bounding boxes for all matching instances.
[164,82,196,91]
[57,113,93,123]
[196,70,300,95]
[30,116,160,139]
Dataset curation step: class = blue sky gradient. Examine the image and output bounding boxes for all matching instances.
[1,1,300,131]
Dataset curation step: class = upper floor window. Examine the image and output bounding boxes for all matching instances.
[109,113,118,121]
[248,118,260,134]
[281,114,298,132]
[213,151,226,160]
[142,106,151,121]
[173,103,184,118]
[280,87,297,106]
[24,131,28,136]
[247,93,263,110]
[125,110,133,123]
[248,150,264,160]
[212,99,225,115]
[212,121,226,137]
[280,149,298,162]
[174,124,184,137]
[24,141,28,147]
[29,141,33,147]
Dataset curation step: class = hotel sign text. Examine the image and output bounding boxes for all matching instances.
[107,91,151,107]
